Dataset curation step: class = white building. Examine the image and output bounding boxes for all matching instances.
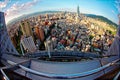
[21,36,37,53]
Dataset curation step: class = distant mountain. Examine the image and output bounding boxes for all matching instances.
[86,14,118,27]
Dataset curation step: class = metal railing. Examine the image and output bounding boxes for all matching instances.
[0,69,9,80]
[0,66,10,80]
[113,70,120,80]
[1,58,119,79]
[0,60,30,80]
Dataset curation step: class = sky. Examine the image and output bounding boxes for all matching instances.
[0,0,120,24]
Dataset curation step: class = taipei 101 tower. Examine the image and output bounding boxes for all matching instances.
[77,5,80,18]
[76,5,80,22]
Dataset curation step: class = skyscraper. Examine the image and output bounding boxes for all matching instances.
[76,5,80,22]
[35,26,45,42]
[20,20,33,38]
[21,36,36,53]
[0,12,18,55]
[77,5,80,18]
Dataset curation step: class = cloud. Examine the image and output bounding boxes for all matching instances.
[5,0,40,18]
[112,10,117,15]
[114,0,120,12]
[0,0,9,10]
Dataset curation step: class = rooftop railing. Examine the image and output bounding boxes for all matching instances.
[0,58,119,80]
[113,69,120,80]
[0,69,9,80]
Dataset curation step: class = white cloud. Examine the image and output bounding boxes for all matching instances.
[112,10,117,15]
[0,0,9,10]
[5,0,40,22]
[114,0,120,12]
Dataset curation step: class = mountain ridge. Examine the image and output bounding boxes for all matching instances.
[86,14,118,27]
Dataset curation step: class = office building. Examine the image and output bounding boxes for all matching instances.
[21,36,36,52]
[20,20,34,38]
[35,26,45,42]
[76,5,81,22]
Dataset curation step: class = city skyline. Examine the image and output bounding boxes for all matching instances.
[0,0,119,24]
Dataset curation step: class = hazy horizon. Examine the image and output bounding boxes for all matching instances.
[0,0,119,24]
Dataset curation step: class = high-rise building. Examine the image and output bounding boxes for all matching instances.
[77,5,80,18]
[21,36,36,53]
[45,14,49,20]
[0,12,18,55]
[20,20,34,38]
[76,5,81,22]
[35,26,45,42]
[10,35,17,48]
